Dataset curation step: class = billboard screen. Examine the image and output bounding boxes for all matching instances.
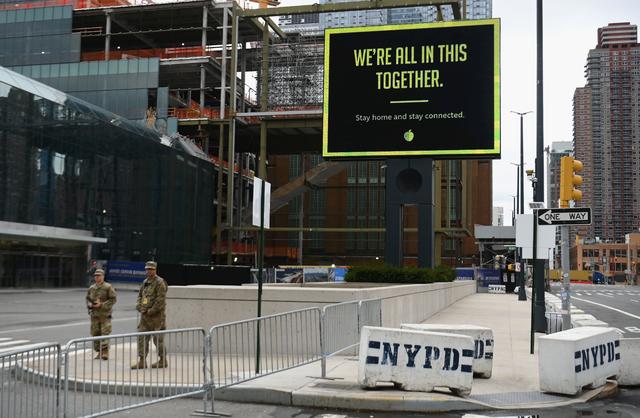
[323,19,500,159]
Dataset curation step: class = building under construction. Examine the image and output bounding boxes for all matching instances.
[0,0,493,278]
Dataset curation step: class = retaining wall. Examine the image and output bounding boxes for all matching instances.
[167,280,476,330]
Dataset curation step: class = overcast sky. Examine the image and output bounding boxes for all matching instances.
[494,0,640,224]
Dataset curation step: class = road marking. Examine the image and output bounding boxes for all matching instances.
[572,296,640,320]
[0,340,29,348]
[632,299,639,303]
[0,342,41,355]
[596,293,614,297]
[0,316,137,335]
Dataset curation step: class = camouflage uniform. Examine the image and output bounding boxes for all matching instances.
[86,281,117,354]
[135,274,168,365]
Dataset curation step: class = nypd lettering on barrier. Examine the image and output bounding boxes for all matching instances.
[539,327,622,395]
[474,338,494,360]
[574,340,620,373]
[401,324,494,378]
[365,340,474,373]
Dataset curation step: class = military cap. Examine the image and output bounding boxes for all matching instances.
[145,261,157,269]
[94,268,105,275]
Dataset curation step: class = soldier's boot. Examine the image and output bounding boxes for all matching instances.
[93,351,101,360]
[131,357,147,369]
[150,355,168,368]
[100,347,109,360]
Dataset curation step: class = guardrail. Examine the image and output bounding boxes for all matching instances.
[63,328,206,418]
[2,297,381,417]
[0,343,61,418]
[208,308,321,389]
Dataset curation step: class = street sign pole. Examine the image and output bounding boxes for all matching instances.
[561,224,571,330]
[530,208,538,354]
[256,177,265,375]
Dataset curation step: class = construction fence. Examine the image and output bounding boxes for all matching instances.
[0,298,382,418]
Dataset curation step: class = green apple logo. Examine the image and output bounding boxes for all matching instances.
[403,129,414,142]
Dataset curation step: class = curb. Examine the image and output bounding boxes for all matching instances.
[212,377,617,413]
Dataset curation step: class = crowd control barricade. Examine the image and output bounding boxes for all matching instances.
[546,312,563,334]
[208,308,321,389]
[320,298,382,377]
[63,328,206,418]
[358,298,382,329]
[0,343,61,418]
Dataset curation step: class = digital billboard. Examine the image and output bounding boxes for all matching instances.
[322,19,500,159]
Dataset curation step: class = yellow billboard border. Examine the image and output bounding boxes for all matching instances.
[322,18,501,158]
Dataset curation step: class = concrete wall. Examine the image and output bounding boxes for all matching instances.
[167,280,475,331]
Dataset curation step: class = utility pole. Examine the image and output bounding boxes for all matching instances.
[511,111,531,302]
[533,0,546,332]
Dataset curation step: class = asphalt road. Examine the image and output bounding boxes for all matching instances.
[0,287,139,346]
[549,283,640,336]
[2,288,640,418]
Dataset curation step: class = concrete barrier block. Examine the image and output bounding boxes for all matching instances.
[401,324,493,378]
[538,327,621,395]
[572,317,609,328]
[358,326,474,396]
[618,338,640,386]
[487,284,505,294]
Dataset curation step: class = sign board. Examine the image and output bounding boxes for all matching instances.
[515,214,556,260]
[252,177,271,229]
[537,207,591,226]
[105,261,146,283]
[323,19,500,159]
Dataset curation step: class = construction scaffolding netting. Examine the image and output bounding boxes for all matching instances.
[260,32,325,108]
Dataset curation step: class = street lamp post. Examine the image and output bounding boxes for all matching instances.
[511,110,532,301]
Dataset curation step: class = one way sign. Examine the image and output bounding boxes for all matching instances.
[537,207,591,226]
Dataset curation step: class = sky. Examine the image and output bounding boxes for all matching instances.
[493,0,640,224]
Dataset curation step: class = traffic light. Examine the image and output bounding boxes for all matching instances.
[559,156,583,207]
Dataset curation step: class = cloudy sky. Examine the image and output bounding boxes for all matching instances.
[493,0,640,224]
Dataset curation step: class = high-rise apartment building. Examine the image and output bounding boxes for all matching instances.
[573,22,640,241]
[388,0,491,25]
[319,0,386,29]
[492,207,504,226]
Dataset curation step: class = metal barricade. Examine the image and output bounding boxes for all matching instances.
[320,298,382,377]
[358,298,382,329]
[0,343,61,418]
[546,312,563,334]
[208,308,321,389]
[63,328,206,418]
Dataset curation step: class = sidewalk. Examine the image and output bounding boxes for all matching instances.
[214,292,616,413]
[25,292,617,414]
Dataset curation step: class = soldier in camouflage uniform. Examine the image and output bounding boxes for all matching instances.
[86,269,117,360]
[131,261,168,369]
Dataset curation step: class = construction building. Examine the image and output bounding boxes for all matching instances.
[1,0,494,283]
[573,22,640,242]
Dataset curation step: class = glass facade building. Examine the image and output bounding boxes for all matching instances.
[0,66,214,286]
[0,6,165,122]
